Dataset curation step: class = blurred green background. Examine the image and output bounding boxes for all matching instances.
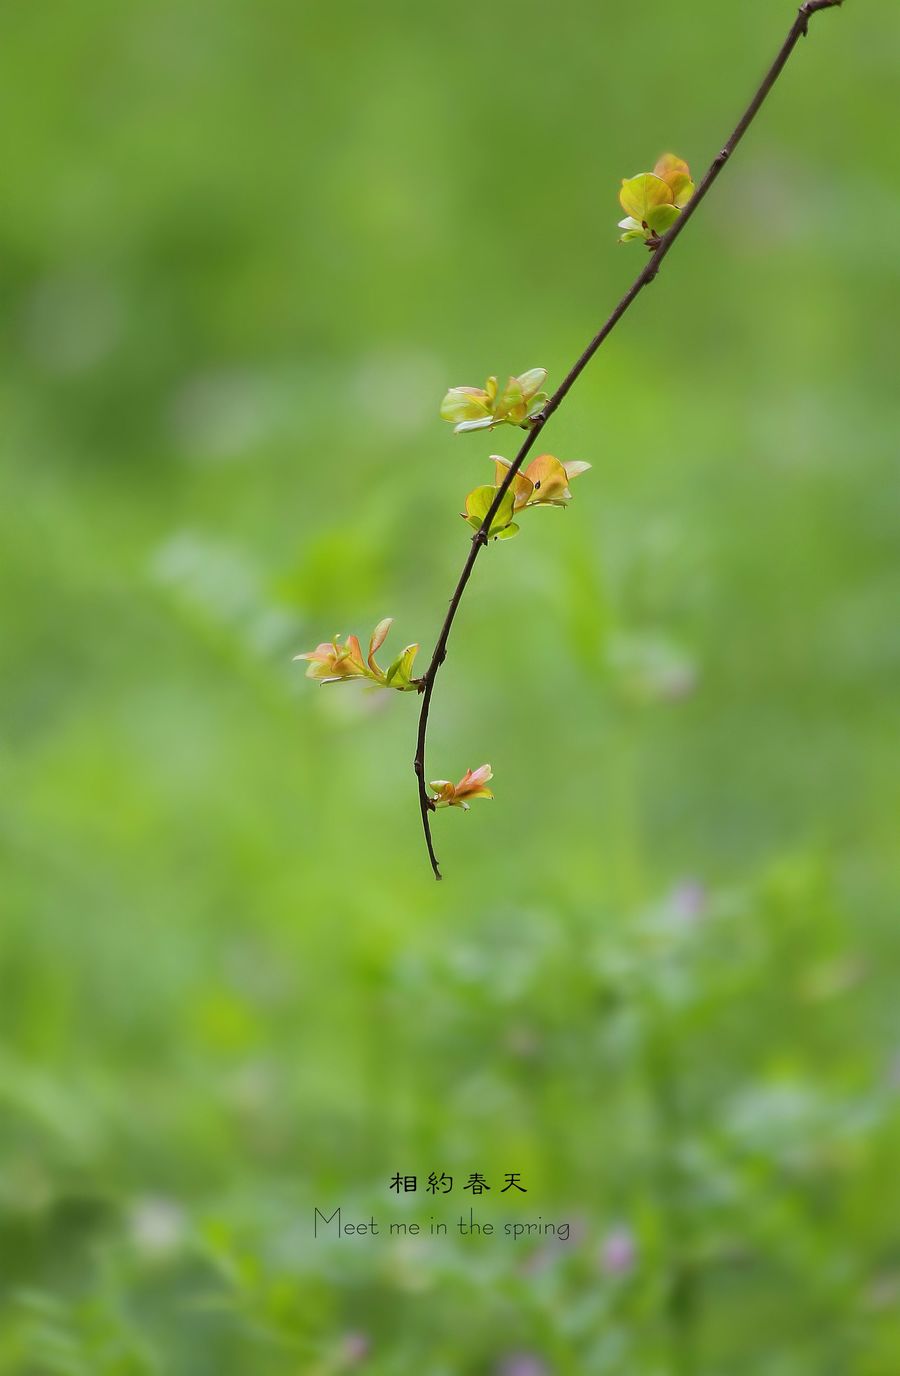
[1,1,898,1372]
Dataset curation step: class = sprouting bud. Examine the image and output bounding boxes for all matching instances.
[618,153,695,244]
[429,764,494,809]
[294,618,420,691]
[441,369,548,434]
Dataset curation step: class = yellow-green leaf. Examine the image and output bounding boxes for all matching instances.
[464,484,517,537]
[385,643,419,689]
[498,374,526,423]
[645,202,681,235]
[517,367,547,401]
[619,173,673,225]
[440,385,492,425]
[495,521,520,540]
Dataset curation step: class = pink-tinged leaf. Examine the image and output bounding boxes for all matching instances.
[301,660,333,680]
[430,764,494,809]
[654,152,690,180]
[455,763,494,808]
[294,634,364,681]
[654,153,694,207]
[492,455,535,511]
[368,616,393,672]
[295,624,418,690]
[522,454,572,506]
[346,634,366,671]
[293,641,335,663]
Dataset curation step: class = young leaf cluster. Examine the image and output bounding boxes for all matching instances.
[440,368,549,435]
[429,764,494,810]
[296,155,693,838]
[295,618,419,691]
[298,354,594,813]
[462,449,591,541]
[619,153,695,246]
[295,0,848,877]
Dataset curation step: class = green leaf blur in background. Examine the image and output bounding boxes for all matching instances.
[1,1,898,1373]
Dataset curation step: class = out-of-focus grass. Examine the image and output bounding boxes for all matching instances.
[1,1,898,1372]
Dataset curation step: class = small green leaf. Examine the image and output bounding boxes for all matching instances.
[495,521,520,540]
[523,393,548,425]
[645,202,680,235]
[385,643,419,689]
[464,484,517,538]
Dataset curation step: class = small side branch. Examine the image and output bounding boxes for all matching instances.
[415,0,843,878]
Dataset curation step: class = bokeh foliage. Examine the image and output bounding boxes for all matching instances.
[1,1,898,1372]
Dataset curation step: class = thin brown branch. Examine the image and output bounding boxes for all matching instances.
[414,0,843,878]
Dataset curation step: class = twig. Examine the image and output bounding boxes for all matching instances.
[414,0,843,878]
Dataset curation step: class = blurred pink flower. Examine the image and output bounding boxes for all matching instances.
[341,1331,370,1363]
[671,878,707,924]
[600,1224,636,1275]
[497,1356,549,1376]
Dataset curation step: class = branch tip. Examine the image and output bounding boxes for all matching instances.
[413,0,844,877]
